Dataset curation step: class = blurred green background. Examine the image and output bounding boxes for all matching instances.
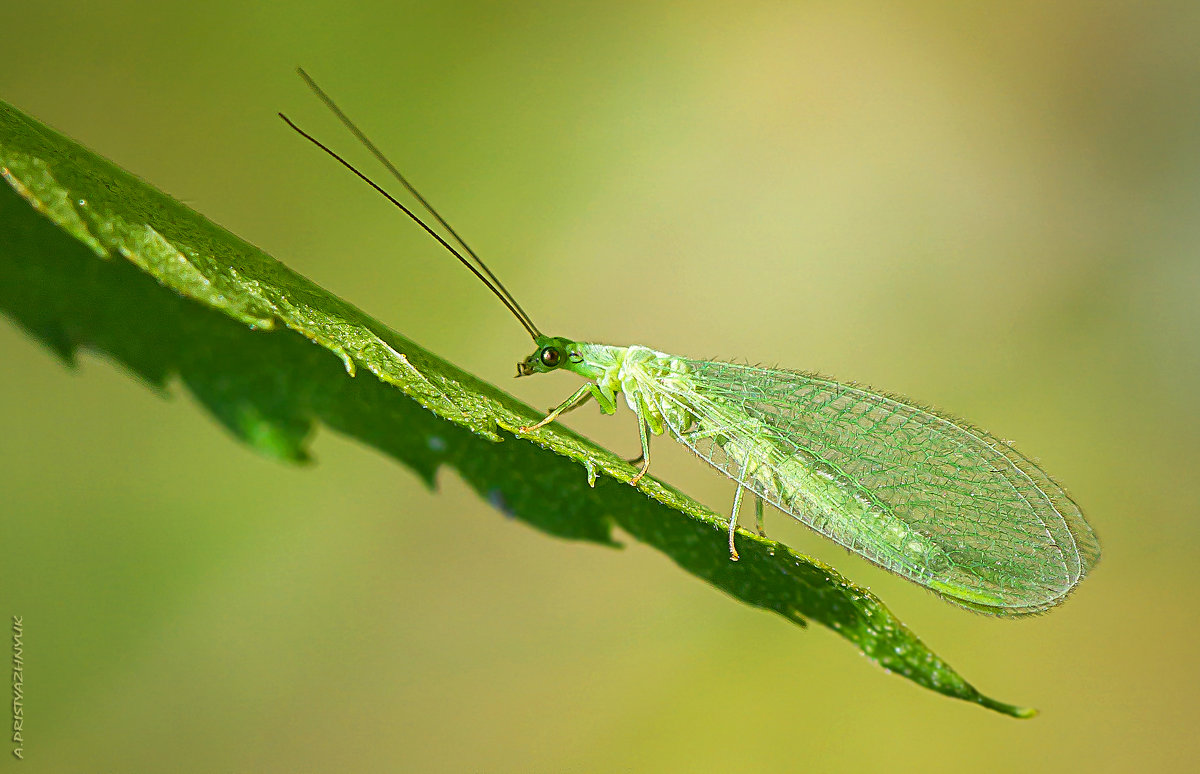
[2,1,1197,771]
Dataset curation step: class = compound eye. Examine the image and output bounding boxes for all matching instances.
[540,347,561,368]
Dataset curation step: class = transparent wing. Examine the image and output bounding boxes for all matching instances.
[644,360,1100,614]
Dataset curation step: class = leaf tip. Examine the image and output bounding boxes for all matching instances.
[979,695,1038,719]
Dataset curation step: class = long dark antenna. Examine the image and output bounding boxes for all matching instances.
[289,67,542,339]
[279,113,542,340]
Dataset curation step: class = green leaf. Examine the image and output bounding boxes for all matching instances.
[0,97,1034,718]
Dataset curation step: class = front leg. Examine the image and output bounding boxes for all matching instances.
[520,383,615,433]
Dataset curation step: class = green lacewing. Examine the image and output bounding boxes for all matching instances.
[281,69,1100,616]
